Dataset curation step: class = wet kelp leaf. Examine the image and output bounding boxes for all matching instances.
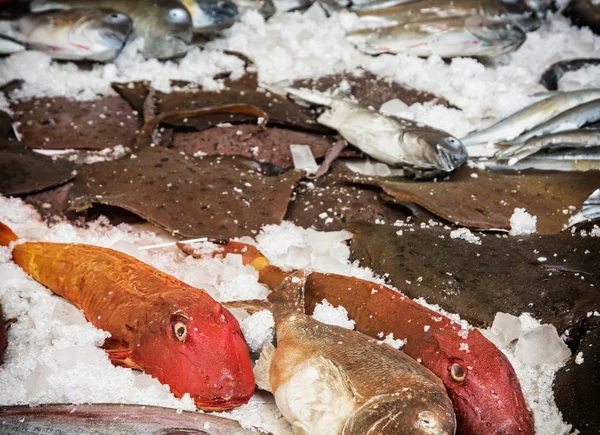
[348,222,600,336]
[171,125,335,168]
[345,167,600,234]
[291,70,456,109]
[553,327,600,433]
[10,96,141,150]
[0,148,75,196]
[68,147,303,238]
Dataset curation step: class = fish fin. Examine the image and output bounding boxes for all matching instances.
[254,341,276,392]
[223,300,273,315]
[267,270,307,313]
[103,339,140,370]
[0,222,18,246]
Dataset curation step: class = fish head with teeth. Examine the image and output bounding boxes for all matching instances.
[401,128,468,177]
[133,293,255,411]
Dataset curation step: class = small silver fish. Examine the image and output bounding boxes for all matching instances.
[179,0,239,32]
[17,8,132,62]
[0,403,255,434]
[281,87,467,178]
[346,15,525,58]
[461,89,600,146]
[30,0,193,59]
[251,271,456,435]
[567,188,600,228]
[481,146,600,171]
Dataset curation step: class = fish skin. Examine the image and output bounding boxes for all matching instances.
[17,8,132,62]
[567,188,600,228]
[461,89,600,146]
[540,58,600,91]
[346,15,525,58]
[179,0,239,33]
[283,87,468,178]
[0,225,255,411]
[30,0,193,59]
[256,271,456,435]
[0,34,26,55]
[0,403,256,434]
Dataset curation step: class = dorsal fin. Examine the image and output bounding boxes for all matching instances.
[267,269,307,314]
[0,222,18,247]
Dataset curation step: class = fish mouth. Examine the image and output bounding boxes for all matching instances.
[189,0,240,32]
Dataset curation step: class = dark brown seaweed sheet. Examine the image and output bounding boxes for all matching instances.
[68,147,303,239]
[348,222,600,336]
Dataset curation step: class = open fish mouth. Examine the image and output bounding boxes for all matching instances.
[435,144,464,172]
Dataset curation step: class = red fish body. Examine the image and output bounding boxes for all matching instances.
[1,225,255,411]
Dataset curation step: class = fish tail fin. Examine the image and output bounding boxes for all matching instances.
[254,341,275,392]
[0,222,18,246]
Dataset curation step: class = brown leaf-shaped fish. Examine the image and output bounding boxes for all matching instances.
[0,147,75,196]
[10,96,141,150]
[348,221,600,335]
[67,147,302,239]
[345,167,600,233]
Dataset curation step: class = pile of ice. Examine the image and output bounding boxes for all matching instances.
[510,208,537,236]
[449,227,482,245]
[312,299,356,330]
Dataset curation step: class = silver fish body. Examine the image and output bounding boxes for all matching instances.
[568,188,600,228]
[179,0,239,32]
[0,404,255,434]
[481,146,600,171]
[346,15,526,58]
[17,8,132,62]
[285,87,468,177]
[30,0,193,59]
[461,89,600,146]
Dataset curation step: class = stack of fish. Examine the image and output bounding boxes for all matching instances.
[0,0,244,60]
[341,0,551,58]
[461,88,600,170]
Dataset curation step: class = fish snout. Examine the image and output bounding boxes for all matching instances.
[432,137,468,172]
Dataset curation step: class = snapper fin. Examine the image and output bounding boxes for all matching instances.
[103,338,139,370]
[0,222,18,247]
[254,341,276,392]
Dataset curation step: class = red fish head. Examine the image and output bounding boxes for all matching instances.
[136,295,255,411]
[428,330,534,434]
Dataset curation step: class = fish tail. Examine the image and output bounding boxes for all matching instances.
[0,222,18,246]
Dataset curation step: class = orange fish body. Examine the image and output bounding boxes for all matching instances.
[3,229,255,411]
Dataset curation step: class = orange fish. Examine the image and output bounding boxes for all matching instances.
[0,223,255,411]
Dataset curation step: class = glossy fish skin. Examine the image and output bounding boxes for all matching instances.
[255,271,456,435]
[0,34,26,55]
[540,58,600,91]
[346,16,526,58]
[283,87,467,178]
[18,8,132,62]
[179,0,239,33]
[0,226,255,412]
[0,403,255,435]
[30,0,193,59]
[461,89,600,146]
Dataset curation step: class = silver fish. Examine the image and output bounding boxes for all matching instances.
[179,0,239,32]
[496,128,600,164]
[346,15,526,58]
[251,271,456,435]
[17,8,132,62]
[281,87,468,178]
[0,403,255,434]
[540,58,600,91]
[30,0,193,59]
[567,188,600,228]
[480,146,600,171]
[503,98,600,144]
[0,34,26,55]
[461,89,600,146]
[235,0,276,19]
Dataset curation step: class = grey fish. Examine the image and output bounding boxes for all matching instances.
[249,271,456,435]
[281,87,467,178]
[496,128,600,164]
[540,58,600,91]
[505,98,600,144]
[30,0,193,59]
[0,34,26,55]
[235,0,276,19]
[461,89,600,146]
[568,188,600,228]
[481,146,600,171]
[346,15,525,58]
[179,0,239,33]
[17,8,132,62]
[0,403,255,434]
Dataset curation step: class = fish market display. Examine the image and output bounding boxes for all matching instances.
[251,271,457,435]
[540,58,600,90]
[179,0,239,32]
[282,87,468,177]
[0,301,7,365]
[346,16,526,58]
[0,403,256,434]
[0,223,255,411]
[461,89,600,146]
[30,0,193,59]
[16,8,132,62]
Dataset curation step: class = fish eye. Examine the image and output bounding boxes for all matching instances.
[173,321,188,341]
[168,8,189,22]
[450,362,466,382]
[105,12,128,24]
[417,411,439,428]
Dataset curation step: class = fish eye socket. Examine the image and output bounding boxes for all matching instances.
[173,321,188,341]
[105,12,128,24]
[168,8,189,22]
[417,411,439,428]
[450,362,466,382]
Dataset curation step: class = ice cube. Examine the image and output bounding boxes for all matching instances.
[379,98,409,116]
[290,144,319,175]
[240,310,275,352]
[284,245,312,268]
[491,312,522,346]
[515,324,571,366]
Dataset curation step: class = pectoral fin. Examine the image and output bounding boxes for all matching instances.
[254,341,276,392]
[103,338,139,370]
